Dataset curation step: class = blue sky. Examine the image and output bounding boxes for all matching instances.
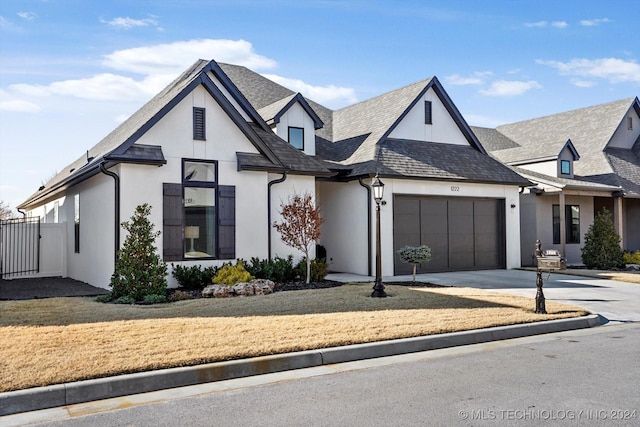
[1,0,639,211]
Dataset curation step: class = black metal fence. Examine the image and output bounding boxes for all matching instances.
[0,217,40,279]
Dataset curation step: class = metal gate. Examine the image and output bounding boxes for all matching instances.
[0,217,40,279]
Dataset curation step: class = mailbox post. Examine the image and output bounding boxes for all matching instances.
[534,239,567,314]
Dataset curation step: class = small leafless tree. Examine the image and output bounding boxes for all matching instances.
[273,192,323,284]
[0,201,15,221]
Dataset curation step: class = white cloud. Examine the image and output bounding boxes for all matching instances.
[524,20,567,28]
[445,72,493,86]
[261,74,358,108]
[11,73,171,102]
[580,18,610,26]
[101,16,159,30]
[0,99,41,112]
[570,79,596,88]
[524,21,548,28]
[103,39,277,75]
[17,12,36,21]
[538,57,640,84]
[479,80,542,96]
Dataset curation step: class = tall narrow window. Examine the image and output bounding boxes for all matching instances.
[560,160,571,175]
[183,160,217,258]
[628,117,633,130]
[74,194,80,253]
[288,127,304,150]
[193,107,206,140]
[424,100,433,125]
[552,204,580,244]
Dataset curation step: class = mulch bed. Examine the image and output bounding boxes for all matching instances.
[384,281,445,288]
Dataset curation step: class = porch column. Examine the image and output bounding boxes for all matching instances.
[614,196,624,249]
[559,191,566,257]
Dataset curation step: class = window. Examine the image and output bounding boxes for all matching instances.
[288,127,304,150]
[560,160,571,175]
[74,194,80,253]
[628,117,633,130]
[553,204,580,244]
[193,107,206,140]
[183,160,217,258]
[424,100,432,125]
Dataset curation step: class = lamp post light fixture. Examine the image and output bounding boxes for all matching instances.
[371,174,387,298]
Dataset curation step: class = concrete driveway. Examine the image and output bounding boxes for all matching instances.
[327,269,640,324]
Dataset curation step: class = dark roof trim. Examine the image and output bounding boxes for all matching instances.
[203,61,272,133]
[272,93,324,129]
[561,139,580,161]
[198,75,283,166]
[332,172,532,187]
[379,77,486,154]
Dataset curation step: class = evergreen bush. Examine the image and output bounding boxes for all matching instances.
[171,264,205,290]
[581,208,624,270]
[109,204,168,301]
[397,245,432,282]
[296,258,328,282]
[212,260,254,286]
[623,250,640,265]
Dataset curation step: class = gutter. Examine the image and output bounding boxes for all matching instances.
[99,162,120,268]
[267,172,287,260]
[358,177,372,276]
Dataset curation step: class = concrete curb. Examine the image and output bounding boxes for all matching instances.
[0,314,603,416]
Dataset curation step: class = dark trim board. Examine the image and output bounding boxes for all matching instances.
[393,195,506,274]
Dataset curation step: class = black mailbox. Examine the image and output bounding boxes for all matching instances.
[536,249,567,271]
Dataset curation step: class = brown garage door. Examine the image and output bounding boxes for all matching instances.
[393,196,506,274]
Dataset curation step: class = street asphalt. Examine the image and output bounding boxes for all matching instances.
[1,269,637,420]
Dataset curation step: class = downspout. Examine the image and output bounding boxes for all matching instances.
[100,162,120,268]
[267,172,287,260]
[17,208,26,218]
[358,177,372,276]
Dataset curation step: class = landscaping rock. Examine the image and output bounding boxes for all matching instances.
[202,284,231,298]
[252,279,275,295]
[232,282,255,296]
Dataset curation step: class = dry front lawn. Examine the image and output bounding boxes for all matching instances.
[0,284,588,393]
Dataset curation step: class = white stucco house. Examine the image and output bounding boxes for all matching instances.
[17,59,529,288]
[473,97,640,266]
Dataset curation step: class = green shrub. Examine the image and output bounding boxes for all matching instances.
[168,290,196,302]
[623,250,640,265]
[397,245,432,282]
[296,258,328,282]
[581,208,624,270]
[142,293,167,304]
[171,264,205,290]
[202,266,219,284]
[113,295,136,304]
[247,256,296,282]
[95,294,112,303]
[212,260,254,286]
[110,204,168,301]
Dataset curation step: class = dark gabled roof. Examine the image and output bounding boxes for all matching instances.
[218,63,295,109]
[258,93,324,129]
[374,139,530,185]
[491,97,637,173]
[239,124,333,176]
[471,126,520,152]
[603,142,640,196]
[20,59,334,209]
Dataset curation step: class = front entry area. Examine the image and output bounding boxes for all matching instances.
[393,195,506,274]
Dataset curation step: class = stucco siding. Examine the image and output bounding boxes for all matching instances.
[316,181,369,275]
[388,87,468,145]
[274,102,316,156]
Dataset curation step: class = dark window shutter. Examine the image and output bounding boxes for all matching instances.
[424,101,432,125]
[193,107,206,140]
[163,183,183,261]
[217,185,236,259]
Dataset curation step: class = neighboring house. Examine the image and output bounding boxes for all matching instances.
[473,97,640,266]
[18,59,529,288]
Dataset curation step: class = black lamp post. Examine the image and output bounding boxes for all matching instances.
[371,174,387,298]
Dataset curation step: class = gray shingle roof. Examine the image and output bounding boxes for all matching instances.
[511,167,620,192]
[377,139,530,185]
[493,98,636,174]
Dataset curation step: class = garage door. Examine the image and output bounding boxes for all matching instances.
[393,196,506,274]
